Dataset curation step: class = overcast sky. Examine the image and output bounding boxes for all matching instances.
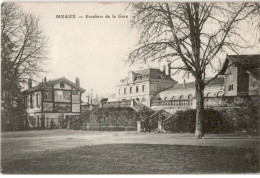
[19,2,147,99]
[19,2,260,100]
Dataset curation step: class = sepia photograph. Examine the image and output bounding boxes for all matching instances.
[1,1,260,174]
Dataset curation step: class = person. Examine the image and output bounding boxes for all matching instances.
[50,119,54,130]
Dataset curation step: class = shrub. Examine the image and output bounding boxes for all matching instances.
[168,109,223,133]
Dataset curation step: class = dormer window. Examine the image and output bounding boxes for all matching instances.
[60,82,65,88]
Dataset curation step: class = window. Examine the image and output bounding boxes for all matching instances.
[188,94,193,100]
[228,83,234,91]
[217,91,224,97]
[206,92,213,97]
[30,94,33,108]
[24,95,27,108]
[119,89,121,95]
[43,91,52,102]
[72,90,79,95]
[130,87,132,94]
[142,85,145,92]
[172,96,176,100]
[136,86,139,93]
[252,80,258,87]
[179,95,184,100]
[158,85,161,91]
[124,88,126,94]
[60,82,65,88]
[36,93,40,107]
[164,97,167,100]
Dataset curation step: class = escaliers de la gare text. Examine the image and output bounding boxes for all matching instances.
[56,14,128,19]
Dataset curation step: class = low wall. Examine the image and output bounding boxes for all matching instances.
[70,107,137,131]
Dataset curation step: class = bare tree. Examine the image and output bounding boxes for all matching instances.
[128,2,259,138]
[1,2,48,131]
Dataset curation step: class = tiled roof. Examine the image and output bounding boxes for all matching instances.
[160,77,224,92]
[21,77,86,93]
[120,68,177,84]
[221,54,260,74]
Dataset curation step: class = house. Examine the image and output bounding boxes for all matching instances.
[115,68,177,106]
[220,54,260,96]
[21,77,85,128]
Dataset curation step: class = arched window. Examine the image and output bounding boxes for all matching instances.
[217,91,224,97]
[179,95,184,100]
[164,97,167,100]
[188,94,193,100]
[172,96,176,100]
[206,92,213,97]
[252,80,258,87]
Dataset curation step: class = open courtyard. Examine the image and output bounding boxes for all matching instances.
[1,129,259,174]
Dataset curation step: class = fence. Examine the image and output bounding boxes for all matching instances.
[102,100,131,108]
[151,99,193,107]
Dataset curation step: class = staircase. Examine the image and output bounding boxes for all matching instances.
[133,100,174,132]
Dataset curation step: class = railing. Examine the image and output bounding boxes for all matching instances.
[204,95,260,107]
[102,100,131,108]
[151,99,193,107]
[133,100,154,112]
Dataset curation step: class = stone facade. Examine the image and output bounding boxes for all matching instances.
[115,68,177,106]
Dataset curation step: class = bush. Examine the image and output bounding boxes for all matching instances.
[167,109,223,133]
[82,107,137,128]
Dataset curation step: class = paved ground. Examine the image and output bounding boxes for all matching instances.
[1,129,259,157]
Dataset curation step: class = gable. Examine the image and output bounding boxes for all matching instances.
[53,81,72,90]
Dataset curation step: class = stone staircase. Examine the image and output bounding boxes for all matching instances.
[133,100,174,132]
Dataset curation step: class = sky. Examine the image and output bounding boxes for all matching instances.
[19,2,148,99]
[18,2,260,101]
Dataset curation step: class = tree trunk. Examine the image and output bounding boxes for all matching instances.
[195,77,205,139]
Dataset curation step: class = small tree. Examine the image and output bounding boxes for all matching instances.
[129,2,259,138]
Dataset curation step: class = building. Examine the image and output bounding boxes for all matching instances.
[115,68,177,106]
[156,77,225,101]
[114,54,260,109]
[220,54,260,96]
[22,77,85,128]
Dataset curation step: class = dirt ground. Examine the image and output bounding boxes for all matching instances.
[1,129,259,157]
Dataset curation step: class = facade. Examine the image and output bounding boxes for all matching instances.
[115,68,177,106]
[220,54,260,96]
[22,77,85,128]
[114,54,259,108]
[156,77,225,101]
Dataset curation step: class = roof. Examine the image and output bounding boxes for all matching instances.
[220,54,260,75]
[119,68,177,84]
[21,77,86,93]
[160,77,224,92]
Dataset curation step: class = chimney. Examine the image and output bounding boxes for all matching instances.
[28,78,32,88]
[162,65,166,75]
[183,79,186,88]
[44,77,47,83]
[75,77,80,86]
[167,63,171,76]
